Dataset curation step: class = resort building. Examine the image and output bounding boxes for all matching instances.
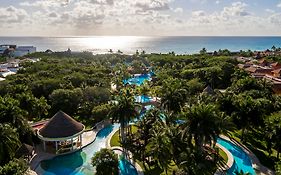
[0,44,36,57]
[238,58,281,94]
[0,68,16,77]
[14,46,36,57]
[37,111,85,154]
[272,69,281,78]
[270,62,281,70]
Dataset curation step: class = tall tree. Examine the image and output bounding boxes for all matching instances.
[91,148,119,175]
[200,48,207,55]
[109,88,139,143]
[160,78,187,113]
[181,103,233,148]
[0,124,21,165]
[149,120,172,174]
[265,112,281,159]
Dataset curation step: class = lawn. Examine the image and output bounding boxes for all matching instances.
[110,125,138,147]
[218,147,228,162]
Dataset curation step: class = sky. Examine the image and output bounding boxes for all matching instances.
[0,0,281,36]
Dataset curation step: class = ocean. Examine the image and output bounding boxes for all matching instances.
[0,36,281,54]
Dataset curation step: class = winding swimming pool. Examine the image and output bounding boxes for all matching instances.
[36,124,138,175]
[119,158,138,175]
[217,138,256,175]
[123,73,151,86]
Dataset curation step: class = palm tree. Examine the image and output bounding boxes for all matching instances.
[160,78,187,113]
[178,146,219,175]
[109,88,139,143]
[200,48,207,55]
[181,103,233,148]
[127,108,162,170]
[165,123,187,166]
[149,120,172,174]
[136,82,150,97]
[0,124,21,165]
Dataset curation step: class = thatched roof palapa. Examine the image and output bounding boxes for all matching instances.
[203,85,215,95]
[39,111,84,139]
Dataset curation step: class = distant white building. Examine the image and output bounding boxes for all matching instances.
[0,69,16,77]
[14,46,36,57]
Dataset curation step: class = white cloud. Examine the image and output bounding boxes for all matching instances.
[135,0,173,11]
[222,2,250,17]
[269,13,281,25]
[192,10,206,17]
[174,8,183,13]
[277,3,281,8]
[1,0,281,36]
[183,2,281,36]
[20,0,69,10]
[0,6,28,24]
[215,1,220,4]
[265,9,275,13]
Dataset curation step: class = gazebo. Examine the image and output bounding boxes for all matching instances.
[37,111,85,154]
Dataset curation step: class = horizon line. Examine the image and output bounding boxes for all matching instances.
[1,35,281,38]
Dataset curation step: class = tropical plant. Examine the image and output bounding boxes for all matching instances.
[91,148,119,175]
[160,78,187,113]
[264,112,281,158]
[0,96,32,143]
[149,120,172,174]
[109,88,139,143]
[231,94,272,141]
[200,48,207,55]
[0,158,28,175]
[49,88,83,116]
[181,103,233,148]
[0,124,21,165]
[123,108,162,170]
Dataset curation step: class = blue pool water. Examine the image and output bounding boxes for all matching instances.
[135,95,152,103]
[36,124,137,175]
[124,74,151,86]
[217,138,255,175]
[119,158,138,175]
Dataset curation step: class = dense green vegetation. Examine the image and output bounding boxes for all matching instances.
[1,51,281,174]
[0,52,143,172]
[91,148,119,175]
[109,53,281,174]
